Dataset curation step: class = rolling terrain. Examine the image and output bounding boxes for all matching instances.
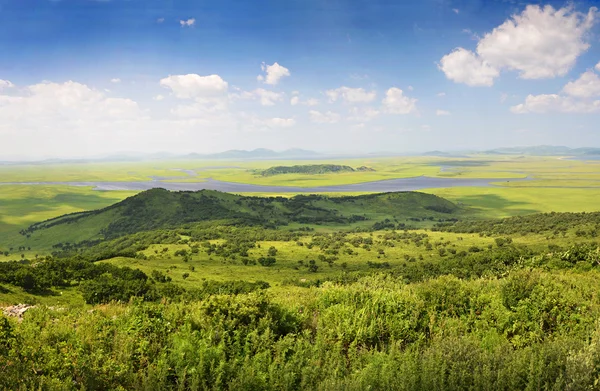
[11,189,460,251]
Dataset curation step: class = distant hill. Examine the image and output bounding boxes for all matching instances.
[258,164,374,176]
[483,146,600,156]
[19,189,460,248]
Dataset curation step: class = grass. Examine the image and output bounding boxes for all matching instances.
[2,154,600,257]
[98,230,491,286]
[424,186,600,219]
[0,185,136,258]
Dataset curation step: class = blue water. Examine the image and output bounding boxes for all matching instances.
[0,176,529,193]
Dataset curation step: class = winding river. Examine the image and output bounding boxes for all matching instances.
[0,175,530,193]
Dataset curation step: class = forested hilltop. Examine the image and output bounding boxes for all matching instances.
[15,189,459,249]
[256,164,375,176]
[2,190,600,389]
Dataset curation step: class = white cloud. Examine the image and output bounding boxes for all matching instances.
[236,88,284,106]
[452,8,459,14]
[160,74,228,99]
[0,80,14,90]
[154,94,165,101]
[500,93,508,103]
[440,5,597,86]
[439,48,499,87]
[348,107,380,122]
[326,86,376,103]
[170,98,228,118]
[180,18,195,27]
[382,87,417,114]
[0,81,144,131]
[596,61,600,71]
[266,117,296,127]
[437,92,446,97]
[110,78,121,84]
[436,109,451,116]
[290,96,318,106]
[257,62,290,85]
[514,67,600,113]
[305,98,319,106]
[157,17,165,23]
[562,70,600,98]
[511,94,600,114]
[309,110,341,124]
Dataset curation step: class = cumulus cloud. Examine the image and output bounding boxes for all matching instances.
[440,5,597,86]
[596,61,600,71]
[235,88,284,106]
[110,78,121,84]
[325,86,376,103]
[382,88,417,114]
[511,94,600,114]
[160,74,228,99]
[180,18,195,27]
[257,62,290,85]
[563,70,600,98]
[157,17,165,23]
[309,110,341,124]
[154,94,165,101]
[0,80,145,146]
[0,80,14,90]
[513,67,600,113]
[439,48,499,87]
[436,109,451,116]
[437,92,446,97]
[291,96,319,106]
[266,117,296,127]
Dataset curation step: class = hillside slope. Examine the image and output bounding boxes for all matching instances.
[17,189,460,248]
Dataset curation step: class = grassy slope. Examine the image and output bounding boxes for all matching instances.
[2,189,460,254]
[425,187,600,219]
[0,186,137,258]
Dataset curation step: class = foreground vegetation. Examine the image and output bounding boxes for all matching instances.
[1,187,600,388]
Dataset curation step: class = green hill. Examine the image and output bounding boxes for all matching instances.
[16,189,460,249]
[258,164,374,176]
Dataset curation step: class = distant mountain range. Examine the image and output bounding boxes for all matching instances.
[186,148,322,160]
[3,146,600,165]
[481,146,600,156]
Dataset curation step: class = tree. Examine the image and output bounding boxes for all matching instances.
[258,257,276,267]
[267,246,278,256]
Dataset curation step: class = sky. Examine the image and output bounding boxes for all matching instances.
[1,0,600,159]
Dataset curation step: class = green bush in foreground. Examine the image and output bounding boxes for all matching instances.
[3,271,600,390]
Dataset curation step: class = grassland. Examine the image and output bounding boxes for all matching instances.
[2,165,600,388]
[0,185,137,260]
[2,154,600,259]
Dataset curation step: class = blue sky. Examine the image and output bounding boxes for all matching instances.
[0,0,599,158]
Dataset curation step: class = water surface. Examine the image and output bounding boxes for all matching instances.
[0,176,530,193]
